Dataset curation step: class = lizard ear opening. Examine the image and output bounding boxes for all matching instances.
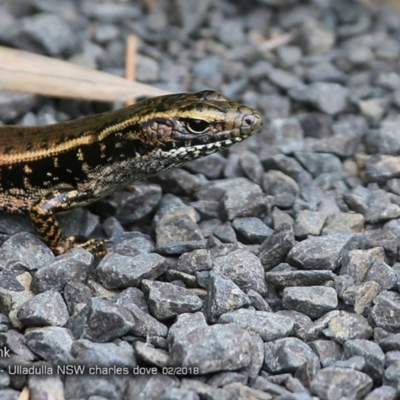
[184,118,210,134]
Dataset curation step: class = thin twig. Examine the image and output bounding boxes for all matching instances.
[260,32,295,52]
[125,35,138,106]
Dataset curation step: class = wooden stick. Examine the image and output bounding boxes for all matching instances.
[0,46,169,102]
[125,35,138,106]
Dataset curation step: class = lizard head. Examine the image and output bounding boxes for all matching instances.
[133,90,263,163]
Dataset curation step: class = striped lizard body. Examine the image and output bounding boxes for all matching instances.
[0,90,262,256]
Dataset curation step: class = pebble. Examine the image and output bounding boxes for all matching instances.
[144,280,203,321]
[24,327,74,365]
[30,248,93,293]
[282,286,338,319]
[262,170,299,208]
[219,308,294,341]
[114,181,162,225]
[294,210,326,237]
[0,92,38,123]
[268,117,304,154]
[307,82,349,115]
[258,223,295,271]
[67,298,135,342]
[343,339,385,382]
[266,270,336,288]
[370,290,400,333]
[311,367,373,400]
[263,337,320,384]
[205,271,251,323]
[309,339,343,368]
[17,290,69,327]
[232,217,273,244]
[212,249,267,295]
[7,13,79,56]
[169,319,253,374]
[96,252,166,289]
[294,152,343,177]
[322,311,373,343]
[287,233,357,271]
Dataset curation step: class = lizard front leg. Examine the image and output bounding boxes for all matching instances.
[30,189,107,257]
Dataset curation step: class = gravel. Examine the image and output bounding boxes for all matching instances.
[2,0,400,398]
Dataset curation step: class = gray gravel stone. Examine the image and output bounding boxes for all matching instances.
[311,367,373,400]
[31,248,93,293]
[72,338,136,367]
[170,322,253,374]
[212,249,267,295]
[28,375,64,400]
[322,212,364,235]
[64,282,92,315]
[364,386,397,400]
[97,252,166,289]
[144,280,202,321]
[0,92,38,123]
[342,281,381,315]
[364,155,400,184]
[125,374,179,400]
[239,151,264,185]
[213,222,236,244]
[370,291,400,332]
[219,308,294,341]
[176,249,212,274]
[331,355,365,371]
[262,170,299,208]
[114,299,167,338]
[180,378,237,400]
[287,233,357,271]
[380,333,400,352]
[294,210,326,238]
[205,272,251,323]
[17,291,69,327]
[0,232,54,271]
[364,259,397,290]
[266,270,336,288]
[156,169,201,196]
[341,247,385,284]
[114,181,162,225]
[0,330,35,361]
[67,298,135,342]
[263,337,320,384]
[185,153,227,180]
[322,311,373,343]
[307,82,349,115]
[24,326,74,365]
[7,13,78,56]
[134,340,169,368]
[269,117,304,154]
[267,68,304,90]
[258,223,295,271]
[247,289,272,312]
[64,374,128,400]
[309,340,343,368]
[155,195,204,251]
[343,339,385,382]
[294,152,343,177]
[110,232,155,258]
[300,18,335,55]
[345,185,400,223]
[282,286,338,319]
[222,178,271,220]
[366,121,400,155]
[232,217,273,244]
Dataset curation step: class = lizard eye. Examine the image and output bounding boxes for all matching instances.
[184,119,210,134]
